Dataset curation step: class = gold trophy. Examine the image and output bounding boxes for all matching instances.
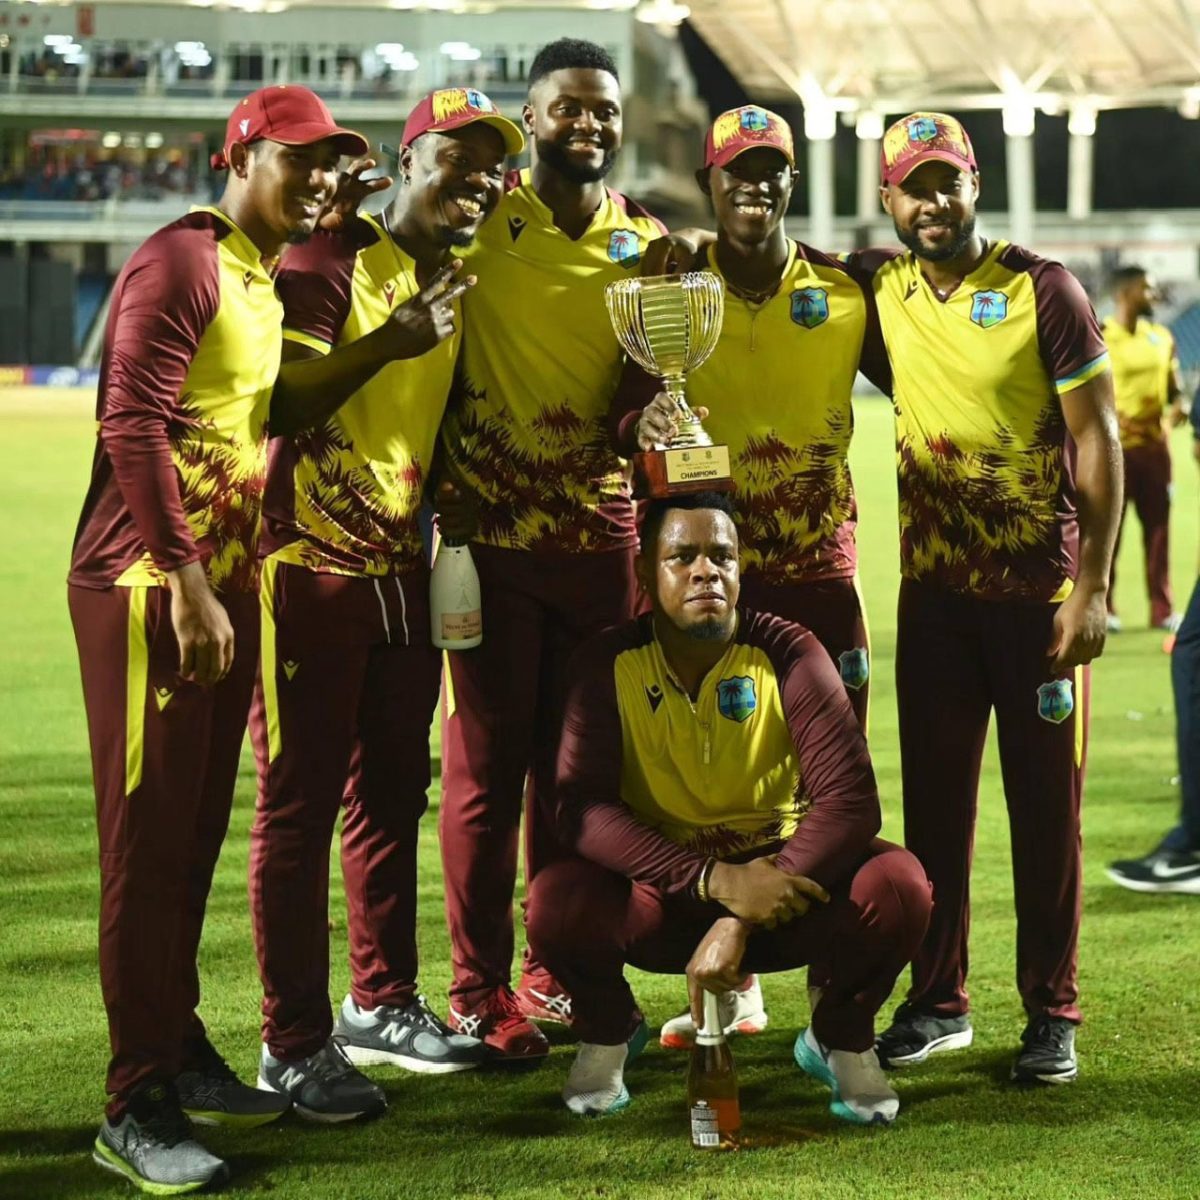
[606,272,732,499]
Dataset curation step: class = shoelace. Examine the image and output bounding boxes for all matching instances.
[490,988,529,1031]
[191,1042,239,1085]
[1025,1017,1070,1053]
[375,995,454,1036]
[307,1038,358,1082]
[133,1093,192,1148]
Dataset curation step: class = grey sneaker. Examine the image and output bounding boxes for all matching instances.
[1012,1015,1078,1084]
[257,1038,387,1123]
[92,1082,228,1195]
[177,1038,290,1128]
[875,1001,973,1067]
[334,993,487,1073]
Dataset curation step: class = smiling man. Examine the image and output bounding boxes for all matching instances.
[610,104,890,1051]
[247,89,524,1120]
[525,491,931,1124]
[67,85,368,1193]
[435,39,668,1058]
[852,113,1123,1085]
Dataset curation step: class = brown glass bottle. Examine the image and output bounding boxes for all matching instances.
[687,991,740,1150]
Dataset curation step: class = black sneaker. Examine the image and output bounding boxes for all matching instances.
[1107,849,1200,894]
[93,1081,229,1195]
[1012,1015,1078,1084]
[333,993,487,1073]
[875,1001,973,1068]
[177,1037,291,1129]
[257,1038,387,1124]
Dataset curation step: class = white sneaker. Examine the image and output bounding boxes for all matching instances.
[1106,613,1123,633]
[1157,613,1183,634]
[562,1022,649,1116]
[794,1026,899,1126]
[658,975,769,1049]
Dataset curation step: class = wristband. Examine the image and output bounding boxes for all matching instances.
[696,857,717,903]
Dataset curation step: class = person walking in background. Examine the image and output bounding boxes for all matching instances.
[1102,265,1187,634]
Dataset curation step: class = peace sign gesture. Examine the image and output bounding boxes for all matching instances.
[318,157,394,232]
[382,259,476,360]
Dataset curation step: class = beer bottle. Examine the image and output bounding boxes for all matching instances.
[687,991,740,1150]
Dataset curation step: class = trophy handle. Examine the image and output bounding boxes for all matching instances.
[662,373,713,449]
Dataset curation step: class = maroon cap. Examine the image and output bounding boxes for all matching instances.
[880,112,976,186]
[400,87,525,155]
[211,85,368,170]
[703,105,795,170]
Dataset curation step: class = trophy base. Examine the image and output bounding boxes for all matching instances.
[633,445,734,500]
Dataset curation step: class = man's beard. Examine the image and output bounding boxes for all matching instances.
[896,212,976,263]
[444,228,476,248]
[536,137,617,185]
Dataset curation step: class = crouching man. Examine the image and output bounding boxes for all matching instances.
[526,491,931,1126]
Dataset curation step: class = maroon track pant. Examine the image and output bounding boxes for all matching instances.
[527,840,931,1050]
[895,579,1088,1023]
[739,573,870,727]
[439,544,640,1007]
[248,561,440,1059]
[1109,439,1174,626]
[69,583,259,1117]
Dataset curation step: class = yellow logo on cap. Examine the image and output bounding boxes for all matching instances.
[433,89,471,123]
[884,111,970,167]
[710,106,792,157]
[711,109,744,152]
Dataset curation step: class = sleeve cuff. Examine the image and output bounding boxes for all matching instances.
[282,327,333,356]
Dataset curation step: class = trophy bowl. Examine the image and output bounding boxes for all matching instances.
[606,272,733,498]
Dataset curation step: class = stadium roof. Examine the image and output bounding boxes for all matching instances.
[683,0,1200,118]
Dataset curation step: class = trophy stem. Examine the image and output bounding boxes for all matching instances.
[664,375,713,449]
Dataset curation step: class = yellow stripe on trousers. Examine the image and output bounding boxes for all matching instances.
[260,557,283,763]
[1074,664,1085,770]
[124,586,149,796]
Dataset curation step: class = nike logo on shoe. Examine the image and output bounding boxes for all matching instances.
[1151,858,1200,879]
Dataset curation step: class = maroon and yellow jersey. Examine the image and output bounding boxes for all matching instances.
[263,214,459,576]
[611,241,889,583]
[1103,316,1178,449]
[439,168,666,553]
[69,206,281,593]
[856,240,1110,602]
[555,609,880,893]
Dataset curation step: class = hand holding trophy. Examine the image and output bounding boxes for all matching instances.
[606,272,734,499]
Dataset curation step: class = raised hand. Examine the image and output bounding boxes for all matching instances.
[318,157,393,232]
[636,389,710,452]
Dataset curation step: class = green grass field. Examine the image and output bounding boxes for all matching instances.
[2,388,1198,1200]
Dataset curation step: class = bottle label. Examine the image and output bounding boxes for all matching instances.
[690,1101,720,1149]
[441,610,482,640]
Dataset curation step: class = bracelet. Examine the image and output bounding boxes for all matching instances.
[696,857,717,903]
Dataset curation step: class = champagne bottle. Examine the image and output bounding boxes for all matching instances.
[430,536,482,650]
[687,991,740,1150]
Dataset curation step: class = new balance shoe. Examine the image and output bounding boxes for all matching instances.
[658,974,769,1050]
[1012,1015,1078,1084]
[562,1021,650,1117]
[334,993,487,1073]
[93,1082,228,1195]
[514,971,574,1026]
[794,1027,899,1126]
[1107,848,1200,894]
[874,1001,973,1067]
[448,986,550,1061]
[257,1038,387,1123]
[177,1037,290,1128]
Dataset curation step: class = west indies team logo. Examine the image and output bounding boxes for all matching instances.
[741,107,770,133]
[791,286,829,329]
[431,88,496,123]
[838,648,870,691]
[608,228,641,267]
[907,116,939,143]
[1036,679,1074,724]
[970,289,1008,329]
[717,676,757,723]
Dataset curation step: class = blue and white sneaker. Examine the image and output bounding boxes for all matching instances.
[562,1021,650,1117]
[794,1027,899,1126]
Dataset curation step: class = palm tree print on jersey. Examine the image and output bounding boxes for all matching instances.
[287,418,426,574]
[733,408,856,583]
[443,378,630,551]
[896,404,1073,599]
[169,392,268,592]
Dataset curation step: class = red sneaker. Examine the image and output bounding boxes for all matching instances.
[514,971,573,1026]
[448,987,550,1060]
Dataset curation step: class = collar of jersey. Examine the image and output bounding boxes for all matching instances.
[361,211,417,286]
[910,236,1007,294]
[707,238,799,306]
[192,205,275,279]
[650,612,742,705]
[514,166,611,236]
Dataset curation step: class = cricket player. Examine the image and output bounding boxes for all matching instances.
[1102,265,1186,632]
[436,38,668,1058]
[857,113,1123,1084]
[610,105,891,1050]
[525,491,932,1124]
[249,89,524,1120]
[68,86,370,1192]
